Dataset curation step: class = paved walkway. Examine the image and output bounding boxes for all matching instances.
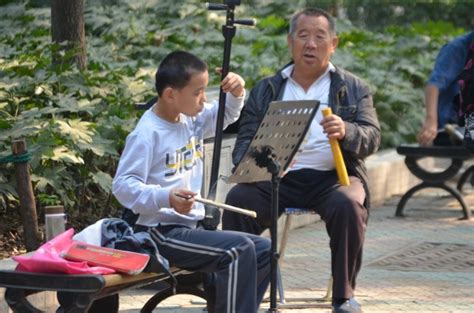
[119,188,474,313]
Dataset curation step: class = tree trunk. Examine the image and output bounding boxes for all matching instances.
[51,0,86,70]
[12,139,41,251]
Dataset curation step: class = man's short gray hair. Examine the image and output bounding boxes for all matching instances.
[289,8,337,37]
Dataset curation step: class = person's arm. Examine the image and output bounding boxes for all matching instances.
[200,72,245,139]
[222,72,246,127]
[112,133,172,214]
[417,37,468,145]
[337,83,381,159]
[417,84,439,146]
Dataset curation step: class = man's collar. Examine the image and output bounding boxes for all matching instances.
[280,64,294,79]
[281,62,336,80]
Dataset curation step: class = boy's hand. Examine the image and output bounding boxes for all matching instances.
[218,69,245,98]
[170,189,196,215]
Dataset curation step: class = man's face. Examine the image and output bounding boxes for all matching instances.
[288,14,338,73]
[175,70,209,117]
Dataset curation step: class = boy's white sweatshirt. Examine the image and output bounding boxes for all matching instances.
[112,93,244,228]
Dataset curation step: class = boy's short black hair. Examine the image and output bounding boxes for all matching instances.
[155,51,208,96]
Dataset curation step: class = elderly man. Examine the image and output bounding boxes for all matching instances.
[223,8,381,313]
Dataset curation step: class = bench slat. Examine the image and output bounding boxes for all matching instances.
[397,144,472,159]
[101,267,184,288]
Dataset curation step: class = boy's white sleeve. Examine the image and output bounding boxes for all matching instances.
[112,134,171,214]
[201,90,245,138]
[223,90,245,126]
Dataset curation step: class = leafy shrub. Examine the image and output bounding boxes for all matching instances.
[0,0,467,225]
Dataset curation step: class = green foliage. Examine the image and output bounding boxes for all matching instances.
[0,0,468,220]
[343,0,474,30]
[0,2,140,219]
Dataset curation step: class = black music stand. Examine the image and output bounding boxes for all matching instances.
[229,100,320,312]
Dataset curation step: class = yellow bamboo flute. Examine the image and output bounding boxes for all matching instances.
[322,107,351,186]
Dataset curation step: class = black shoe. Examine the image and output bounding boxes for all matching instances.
[332,298,362,313]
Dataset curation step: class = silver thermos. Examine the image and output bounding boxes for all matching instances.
[44,205,66,241]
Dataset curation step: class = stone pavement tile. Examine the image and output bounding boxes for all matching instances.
[357,191,474,313]
[119,190,474,312]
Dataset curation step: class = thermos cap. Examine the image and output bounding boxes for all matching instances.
[44,205,64,214]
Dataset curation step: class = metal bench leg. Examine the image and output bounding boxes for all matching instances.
[439,184,471,220]
[56,293,94,313]
[457,165,474,192]
[57,292,118,313]
[141,282,207,313]
[5,288,42,313]
[396,183,428,217]
[396,182,471,220]
[6,288,98,313]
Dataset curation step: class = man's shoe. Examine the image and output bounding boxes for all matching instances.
[332,298,362,313]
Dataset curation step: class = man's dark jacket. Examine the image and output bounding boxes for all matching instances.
[233,64,381,208]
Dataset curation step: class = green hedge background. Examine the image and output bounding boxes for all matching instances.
[0,0,471,224]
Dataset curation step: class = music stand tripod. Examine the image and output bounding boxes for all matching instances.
[229,100,320,312]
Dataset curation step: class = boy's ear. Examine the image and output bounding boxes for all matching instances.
[161,86,175,102]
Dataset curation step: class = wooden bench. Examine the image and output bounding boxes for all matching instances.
[0,267,207,312]
[396,144,473,219]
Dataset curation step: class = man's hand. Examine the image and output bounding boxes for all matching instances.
[218,69,245,98]
[417,118,437,146]
[320,114,346,140]
[170,189,196,215]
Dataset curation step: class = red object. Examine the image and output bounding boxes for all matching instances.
[62,241,150,275]
[13,229,115,275]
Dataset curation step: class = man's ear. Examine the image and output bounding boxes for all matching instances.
[287,34,294,49]
[331,36,339,51]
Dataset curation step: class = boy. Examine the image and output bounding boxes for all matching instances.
[112,51,271,313]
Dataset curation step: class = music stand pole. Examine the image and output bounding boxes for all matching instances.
[253,146,281,311]
[269,164,281,311]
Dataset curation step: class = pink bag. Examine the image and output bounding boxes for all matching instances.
[13,228,116,275]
